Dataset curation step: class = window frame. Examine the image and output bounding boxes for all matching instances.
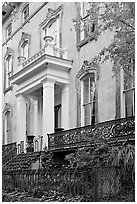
[22,4,29,22]
[20,40,29,60]
[39,5,63,50]
[5,55,12,89]
[6,22,12,39]
[4,48,14,93]
[43,16,60,47]
[123,67,135,117]
[75,2,97,50]
[18,32,31,61]
[4,110,11,144]
[81,72,96,126]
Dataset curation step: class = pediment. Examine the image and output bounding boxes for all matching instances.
[18,32,31,46]
[4,47,14,59]
[40,5,63,28]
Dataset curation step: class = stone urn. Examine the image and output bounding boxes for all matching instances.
[17,56,26,64]
[43,35,54,44]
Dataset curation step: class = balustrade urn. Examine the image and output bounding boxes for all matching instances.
[43,36,54,44]
[17,56,26,64]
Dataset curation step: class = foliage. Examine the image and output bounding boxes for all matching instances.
[65,143,112,169]
[41,150,56,169]
[65,140,135,194]
[75,2,135,75]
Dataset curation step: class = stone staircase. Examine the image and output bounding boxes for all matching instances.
[3,151,43,171]
[2,142,45,171]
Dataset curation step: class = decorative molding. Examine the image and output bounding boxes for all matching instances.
[18,32,31,47]
[76,60,97,80]
[39,5,63,28]
[48,116,135,150]
[3,102,13,115]
[4,47,14,59]
[20,2,29,13]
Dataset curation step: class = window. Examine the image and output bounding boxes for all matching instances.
[4,111,11,144]
[18,32,31,61]
[21,40,29,60]
[123,67,135,117]
[80,2,90,18]
[22,4,29,22]
[54,104,61,130]
[75,2,96,48]
[43,17,60,47]
[5,55,12,89]
[40,6,63,49]
[6,22,12,38]
[82,74,96,126]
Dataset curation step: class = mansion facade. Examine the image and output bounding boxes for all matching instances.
[2,2,135,152]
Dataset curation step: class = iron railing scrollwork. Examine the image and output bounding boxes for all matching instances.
[48,116,135,150]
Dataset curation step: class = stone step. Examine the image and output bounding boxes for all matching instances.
[3,151,44,170]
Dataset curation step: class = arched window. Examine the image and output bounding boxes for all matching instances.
[3,103,12,145]
[4,47,14,92]
[6,22,12,39]
[20,40,29,60]
[4,111,11,144]
[81,73,96,126]
[5,55,12,89]
[40,6,63,49]
[43,17,59,47]
[18,32,31,61]
[22,4,29,22]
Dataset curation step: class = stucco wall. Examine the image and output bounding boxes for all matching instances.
[2,2,117,144]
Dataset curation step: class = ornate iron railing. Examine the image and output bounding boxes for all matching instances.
[48,116,135,150]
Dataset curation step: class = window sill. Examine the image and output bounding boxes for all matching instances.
[76,32,96,50]
[4,86,13,94]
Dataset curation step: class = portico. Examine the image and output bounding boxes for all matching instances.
[10,48,72,150]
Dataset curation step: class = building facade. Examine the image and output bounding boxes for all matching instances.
[2,2,135,151]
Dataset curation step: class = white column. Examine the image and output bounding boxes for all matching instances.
[16,93,26,148]
[61,84,69,130]
[42,78,55,148]
[33,98,39,137]
[38,98,43,136]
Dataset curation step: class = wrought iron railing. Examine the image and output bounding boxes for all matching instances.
[2,142,17,165]
[2,136,43,170]
[48,116,135,150]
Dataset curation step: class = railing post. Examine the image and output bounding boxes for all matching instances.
[40,136,43,151]
[94,167,98,202]
[17,144,21,154]
[20,141,24,153]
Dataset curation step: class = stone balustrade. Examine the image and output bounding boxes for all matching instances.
[17,44,68,70]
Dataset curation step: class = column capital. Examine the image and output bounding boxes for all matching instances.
[62,84,69,94]
[16,93,26,102]
[41,76,56,84]
[42,76,56,89]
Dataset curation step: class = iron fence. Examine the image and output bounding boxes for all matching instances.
[2,166,120,201]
